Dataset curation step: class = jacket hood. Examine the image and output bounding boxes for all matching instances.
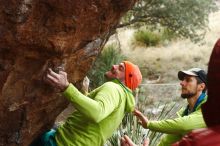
[112,79,135,113]
[124,89,135,112]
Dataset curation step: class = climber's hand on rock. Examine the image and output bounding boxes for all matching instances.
[45,68,69,92]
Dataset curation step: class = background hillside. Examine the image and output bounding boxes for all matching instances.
[108,10,220,84]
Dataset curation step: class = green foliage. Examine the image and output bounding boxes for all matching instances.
[134,30,161,46]
[160,28,176,41]
[133,28,177,46]
[119,0,218,42]
[87,45,126,89]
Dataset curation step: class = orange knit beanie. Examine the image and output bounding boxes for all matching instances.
[123,61,142,90]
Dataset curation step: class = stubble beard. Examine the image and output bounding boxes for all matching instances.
[105,70,116,80]
[181,92,197,99]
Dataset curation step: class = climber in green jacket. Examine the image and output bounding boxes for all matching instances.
[128,68,207,146]
[31,61,142,146]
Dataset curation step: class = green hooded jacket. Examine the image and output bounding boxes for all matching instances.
[55,79,135,146]
[147,95,207,146]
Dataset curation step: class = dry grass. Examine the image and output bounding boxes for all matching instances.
[109,11,220,83]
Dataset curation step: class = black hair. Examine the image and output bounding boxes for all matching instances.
[195,76,207,93]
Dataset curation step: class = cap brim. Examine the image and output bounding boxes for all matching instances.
[178,71,198,80]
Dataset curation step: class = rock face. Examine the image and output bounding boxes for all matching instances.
[0,0,136,145]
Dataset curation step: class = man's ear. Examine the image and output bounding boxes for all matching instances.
[199,83,206,91]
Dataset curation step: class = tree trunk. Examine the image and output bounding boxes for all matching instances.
[0,0,136,145]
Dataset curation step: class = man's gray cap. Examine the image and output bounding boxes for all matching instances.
[178,68,207,84]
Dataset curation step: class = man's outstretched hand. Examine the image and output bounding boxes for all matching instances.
[133,109,149,128]
[44,68,70,92]
[121,135,149,146]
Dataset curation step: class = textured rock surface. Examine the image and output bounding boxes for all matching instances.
[0,0,136,145]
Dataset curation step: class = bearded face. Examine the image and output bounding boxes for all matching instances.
[105,62,125,82]
[180,76,201,99]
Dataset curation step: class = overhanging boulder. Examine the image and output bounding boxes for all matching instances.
[0,0,136,145]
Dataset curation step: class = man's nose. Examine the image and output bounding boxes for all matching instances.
[180,80,185,86]
[111,65,116,70]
